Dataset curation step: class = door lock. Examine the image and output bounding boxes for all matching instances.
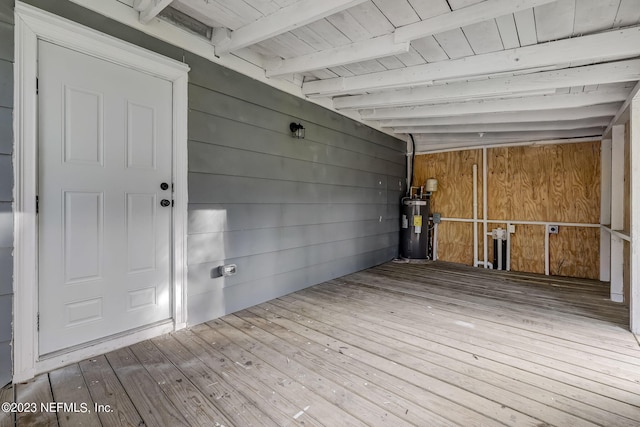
[160,182,169,190]
[160,199,171,207]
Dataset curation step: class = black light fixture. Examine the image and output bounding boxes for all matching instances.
[290,122,305,139]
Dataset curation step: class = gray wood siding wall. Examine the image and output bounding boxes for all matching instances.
[186,53,405,324]
[19,0,406,357]
[0,0,13,387]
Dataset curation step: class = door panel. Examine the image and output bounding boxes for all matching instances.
[63,191,103,283]
[126,193,157,272]
[126,102,156,170]
[38,40,173,355]
[64,87,103,166]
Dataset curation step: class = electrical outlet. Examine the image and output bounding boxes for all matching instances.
[547,224,559,234]
[508,224,516,233]
[218,264,237,276]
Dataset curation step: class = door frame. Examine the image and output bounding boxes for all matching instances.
[13,2,189,382]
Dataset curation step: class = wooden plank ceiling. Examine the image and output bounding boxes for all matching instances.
[132,0,640,152]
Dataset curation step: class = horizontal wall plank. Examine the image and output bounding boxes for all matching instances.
[187,247,396,325]
[0,157,11,201]
[188,173,389,205]
[189,203,390,233]
[0,22,12,63]
[0,107,12,155]
[188,219,396,263]
[187,233,396,296]
[0,247,11,296]
[188,112,404,175]
[0,60,11,109]
[189,141,393,189]
[0,0,13,25]
[189,87,405,164]
[186,52,402,150]
[0,295,9,342]
[0,341,9,386]
[0,203,12,247]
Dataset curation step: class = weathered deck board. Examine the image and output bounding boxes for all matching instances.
[260,299,588,426]
[231,308,464,426]
[355,267,637,351]
[49,364,101,427]
[280,288,640,425]
[2,261,638,427]
[205,318,409,426]
[78,355,144,427]
[308,282,640,377]
[15,374,57,426]
[105,347,190,426]
[192,322,371,426]
[151,334,275,426]
[129,340,233,426]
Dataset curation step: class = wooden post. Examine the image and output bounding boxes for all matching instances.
[611,125,625,302]
[630,97,640,333]
[600,138,611,282]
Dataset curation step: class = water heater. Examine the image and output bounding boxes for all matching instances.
[400,197,430,259]
[400,179,437,259]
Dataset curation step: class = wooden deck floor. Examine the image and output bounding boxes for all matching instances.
[2,261,640,426]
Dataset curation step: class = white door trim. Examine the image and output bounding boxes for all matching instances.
[13,2,189,382]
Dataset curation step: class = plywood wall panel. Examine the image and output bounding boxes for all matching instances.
[487,147,509,220]
[413,149,482,219]
[510,224,546,274]
[414,142,600,278]
[436,222,474,265]
[549,227,599,279]
[549,142,600,224]
[509,146,552,221]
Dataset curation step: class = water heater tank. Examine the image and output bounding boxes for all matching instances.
[400,198,431,259]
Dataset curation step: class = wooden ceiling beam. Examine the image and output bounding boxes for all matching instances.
[214,0,367,55]
[603,81,640,136]
[377,103,621,127]
[265,34,410,77]
[410,128,604,148]
[392,117,611,134]
[303,26,640,96]
[395,0,557,43]
[414,136,600,154]
[333,59,640,110]
[134,0,174,24]
[360,87,630,120]
[266,0,556,77]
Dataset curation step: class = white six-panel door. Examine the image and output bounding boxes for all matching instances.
[38,40,173,355]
